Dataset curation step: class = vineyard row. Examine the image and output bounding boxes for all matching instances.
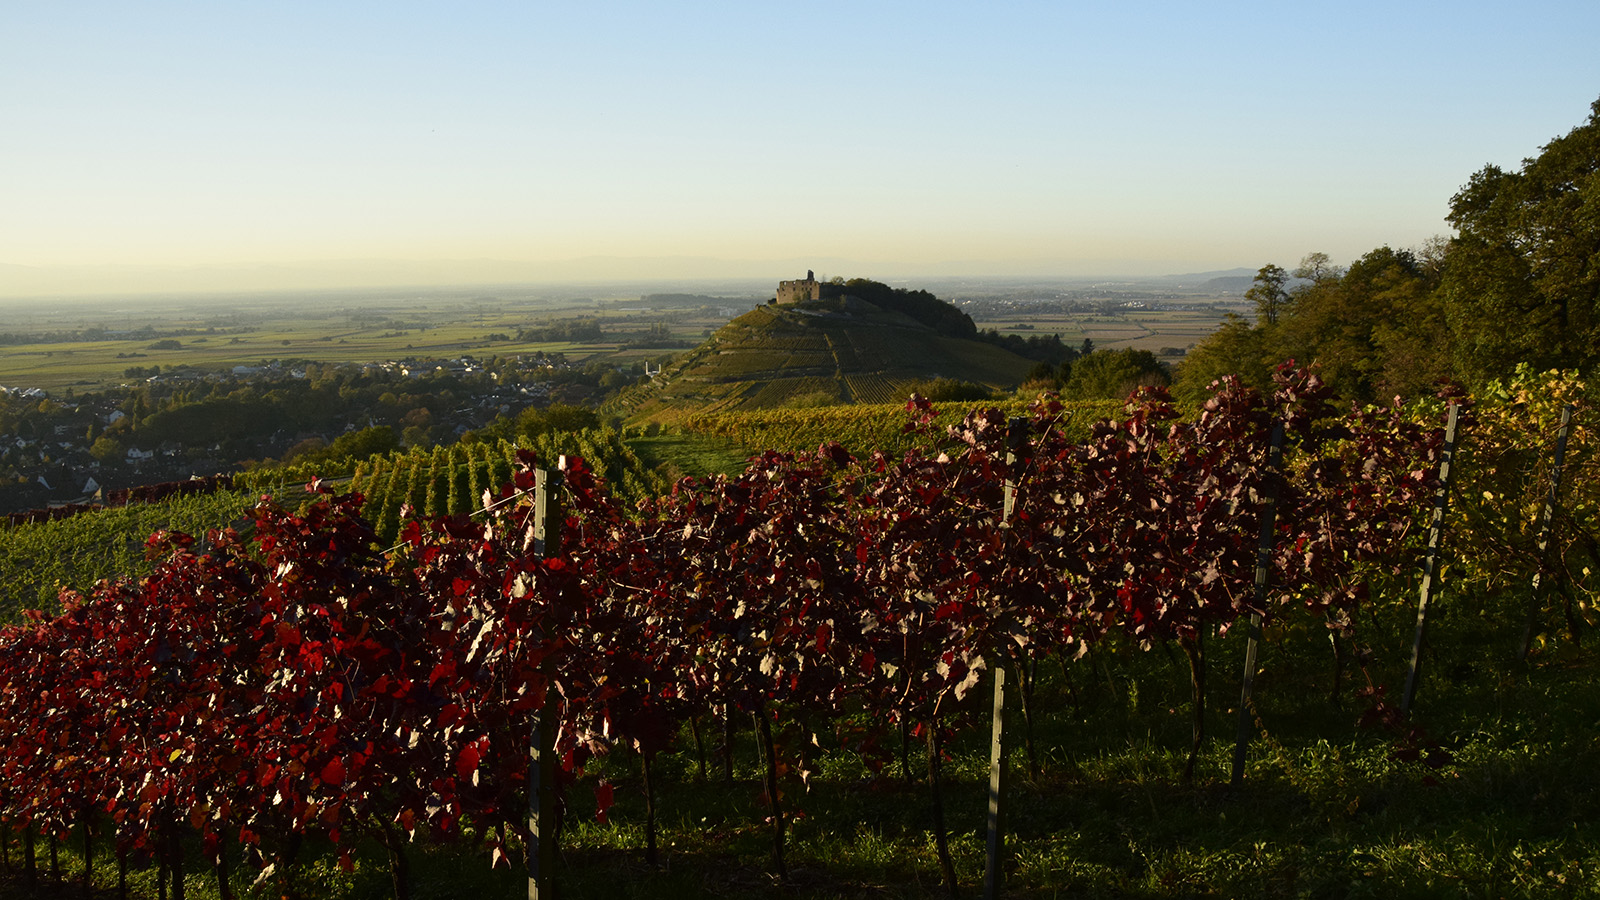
[0,367,1591,898]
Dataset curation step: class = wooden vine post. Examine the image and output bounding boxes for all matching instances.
[1232,421,1284,787]
[528,465,563,900]
[984,417,1026,900]
[983,667,1007,900]
[1402,404,1460,717]
[1519,404,1575,660]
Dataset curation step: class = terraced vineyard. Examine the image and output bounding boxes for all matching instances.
[616,297,1036,422]
[845,374,912,404]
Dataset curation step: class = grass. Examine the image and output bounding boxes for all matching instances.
[5,590,1599,899]
[628,432,752,480]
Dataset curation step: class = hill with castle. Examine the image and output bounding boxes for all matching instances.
[613,273,1036,422]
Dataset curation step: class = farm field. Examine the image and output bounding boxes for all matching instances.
[0,286,758,393]
[0,280,1248,396]
[969,300,1249,362]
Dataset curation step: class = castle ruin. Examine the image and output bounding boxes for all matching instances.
[775,270,846,305]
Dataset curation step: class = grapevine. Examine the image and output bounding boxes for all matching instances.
[0,367,1586,897]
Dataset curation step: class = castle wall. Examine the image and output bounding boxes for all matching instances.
[776,271,845,305]
[776,277,820,305]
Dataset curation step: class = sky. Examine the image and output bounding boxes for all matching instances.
[2,1,1598,297]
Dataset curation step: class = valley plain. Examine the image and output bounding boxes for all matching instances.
[0,276,1248,395]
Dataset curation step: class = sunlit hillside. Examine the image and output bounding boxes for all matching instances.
[616,296,1035,423]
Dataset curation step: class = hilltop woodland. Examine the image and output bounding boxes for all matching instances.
[0,100,1596,900]
[1174,98,1600,407]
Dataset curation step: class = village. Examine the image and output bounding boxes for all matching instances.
[0,351,610,514]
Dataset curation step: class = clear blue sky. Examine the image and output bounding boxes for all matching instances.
[2,1,1598,295]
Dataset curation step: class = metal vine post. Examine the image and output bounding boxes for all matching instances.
[1520,404,1574,660]
[1402,405,1461,717]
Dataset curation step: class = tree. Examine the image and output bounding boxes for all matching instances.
[518,403,600,439]
[1172,314,1270,404]
[1183,243,1455,406]
[1366,253,1453,399]
[1293,251,1342,285]
[839,278,977,338]
[1439,96,1600,384]
[282,437,329,462]
[1064,348,1169,400]
[322,426,400,462]
[1245,264,1290,326]
[89,436,124,465]
[1269,247,1438,403]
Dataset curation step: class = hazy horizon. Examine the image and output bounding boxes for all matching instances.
[0,255,1266,301]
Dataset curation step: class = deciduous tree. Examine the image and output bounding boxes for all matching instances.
[1440,96,1600,384]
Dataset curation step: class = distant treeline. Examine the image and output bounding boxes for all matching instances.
[515,319,605,343]
[0,325,239,346]
[513,318,694,349]
[976,328,1078,364]
[618,323,692,350]
[636,293,760,309]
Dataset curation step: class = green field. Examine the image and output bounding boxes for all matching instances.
[0,282,1247,396]
[971,303,1248,361]
[0,288,753,393]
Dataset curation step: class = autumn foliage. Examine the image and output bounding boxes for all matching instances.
[0,366,1454,891]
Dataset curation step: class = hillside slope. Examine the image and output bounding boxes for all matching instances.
[614,295,1036,422]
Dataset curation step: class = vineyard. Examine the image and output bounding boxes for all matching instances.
[616,298,1035,422]
[0,429,662,619]
[679,397,1123,458]
[844,375,914,405]
[348,428,664,547]
[0,365,1595,899]
[0,488,260,619]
